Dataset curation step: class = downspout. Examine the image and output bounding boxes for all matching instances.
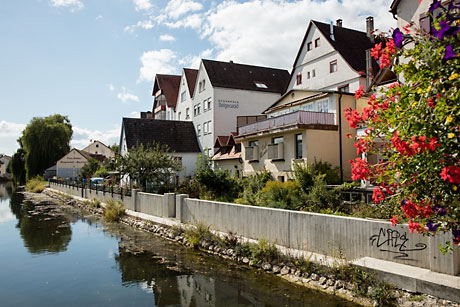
[338,92,344,183]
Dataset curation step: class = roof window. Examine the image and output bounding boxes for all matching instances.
[254,82,268,89]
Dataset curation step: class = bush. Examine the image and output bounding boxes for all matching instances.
[250,239,280,262]
[194,154,242,201]
[236,170,273,206]
[84,198,101,209]
[184,221,215,248]
[26,176,47,193]
[104,199,125,222]
[259,180,301,210]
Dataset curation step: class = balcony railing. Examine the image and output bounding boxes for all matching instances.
[238,111,336,136]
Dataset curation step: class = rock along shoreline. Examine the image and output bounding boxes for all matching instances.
[22,189,460,307]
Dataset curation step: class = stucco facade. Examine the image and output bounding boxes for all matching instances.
[237,91,357,181]
[0,155,11,177]
[82,140,114,158]
[56,149,89,180]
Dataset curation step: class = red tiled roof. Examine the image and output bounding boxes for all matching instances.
[152,74,181,110]
[184,68,198,98]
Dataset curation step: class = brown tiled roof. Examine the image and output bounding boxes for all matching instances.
[74,149,105,162]
[202,59,290,94]
[214,136,230,148]
[212,143,241,161]
[313,20,375,73]
[122,118,200,153]
[184,68,198,97]
[152,74,181,110]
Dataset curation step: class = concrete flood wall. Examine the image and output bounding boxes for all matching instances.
[50,182,459,276]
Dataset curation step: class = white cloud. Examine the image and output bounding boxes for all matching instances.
[130,111,141,118]
[160,34,176,42]
[0,121,25,138]
[124,20,154,33]
[117,87,140,103]
[133,0,152,12]
[108,84,115,91]
[138,49,177,82]
[155,0,395,70]
[95,15,103,21]
[179,48,213,68]
[163,0,203,20]
[49,0,84,12]
[71,126,121,149]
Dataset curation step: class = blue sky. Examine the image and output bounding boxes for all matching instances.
[0,0,394,156]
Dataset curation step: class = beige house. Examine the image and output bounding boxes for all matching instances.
[82,140,115,158]
[56,149,104,180]
[0,155,11,177]
[212,134,242,178]
[236,90,358,182]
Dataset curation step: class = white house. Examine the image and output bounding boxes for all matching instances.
[56,149,103,180]
[191,59,290,156]
[82,140,115,158]
[286,18,378,94]
[175,68,198,122]
[152,74,181,120]
[119,118,201,180]
[390,0,434,31]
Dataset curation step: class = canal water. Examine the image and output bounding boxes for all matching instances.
[0,183,357,307]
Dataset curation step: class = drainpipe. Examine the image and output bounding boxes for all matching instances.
[338,92,344,183]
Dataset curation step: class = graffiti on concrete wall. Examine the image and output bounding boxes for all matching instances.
[370,228,427,259]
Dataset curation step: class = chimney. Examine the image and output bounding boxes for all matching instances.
[330,21,335,41]
[229,60,234,63]
[366,16,374,43]
[336,19,343,27]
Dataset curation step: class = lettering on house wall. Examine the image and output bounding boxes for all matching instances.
[218,99,239,109]
[370,228,427,260]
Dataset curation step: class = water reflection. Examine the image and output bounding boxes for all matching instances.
[9,194,72,254]
[0,181,12,200]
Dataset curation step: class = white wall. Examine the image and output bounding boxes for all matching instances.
[396,0,431,29]
[56,150,88,179]
[286,23,362,93]
[175,152,199,180]
[175,71,194,121]
[82,141,115,158]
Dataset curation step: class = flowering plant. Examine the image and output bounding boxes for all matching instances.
[345,1,460,250]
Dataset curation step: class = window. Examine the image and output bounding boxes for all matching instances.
[203,122,207,134]
[199,80,206,92]
[312,69,316,77]
[307,71,311,79]
[254,82,268,88]
[186,108,190,119]
[207,98,212,110]
[295,133,303,159]
[181,91,186,102]
[95,144,99,148]
[249,140,258,147]
[197,124,201,136]
[330,60,338,73]
[307,42,312,51]
[178,112,181,120]
[338,84,349,92]
[207,121,212,134]
[194,104,201,116]
[296,73,302,85]
[318,100,329,113]
[272,136,284,144]
[315,38,320,47]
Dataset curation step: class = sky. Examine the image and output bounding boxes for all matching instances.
[0,0,395,156]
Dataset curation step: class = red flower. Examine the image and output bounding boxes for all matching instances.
[371,43,382,60]
[355,85,364,99]
[408,219,422,233]
[441,165,460,184]
[390,215,399,226]
[372,186,385,204]
[350,158,370,181]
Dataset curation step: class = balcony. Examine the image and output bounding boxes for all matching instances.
[238,111,336,137]
[245,145,259,162]
[268,143,284,160]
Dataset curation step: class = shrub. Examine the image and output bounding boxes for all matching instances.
[236,170,273,206]
[85,198,101,209]
[26,176,47,193]
[260,180,302,210]
[184,221,215,248]
[104,199,125,222]
[250,239,280,262]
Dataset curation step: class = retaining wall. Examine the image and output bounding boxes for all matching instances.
[49,181,459,276]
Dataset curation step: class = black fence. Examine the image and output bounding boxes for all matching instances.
[49,179,132,197]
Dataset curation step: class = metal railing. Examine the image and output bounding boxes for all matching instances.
[49,179,132,197]
[238,110,336,136]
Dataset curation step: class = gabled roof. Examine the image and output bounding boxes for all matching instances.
[184,68,198,98]
[152,74,181,110]
[313,20,375,73]
[214,136,230,148]
[82,140,112,153]
[202,59,290,94]
[121,118,200,153]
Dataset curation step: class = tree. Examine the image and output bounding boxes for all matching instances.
[79,158,102,180]
[117,143,182,191]
[9,148,26,186]
[345,1,460,249]
[20,114,72,180]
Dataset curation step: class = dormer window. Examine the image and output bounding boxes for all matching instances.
[315,38,320,48]
[254,82,268,88]
[296,73,302,85]
[307,42,312,51]
[181,91,186,102]
[199,80,206,92]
